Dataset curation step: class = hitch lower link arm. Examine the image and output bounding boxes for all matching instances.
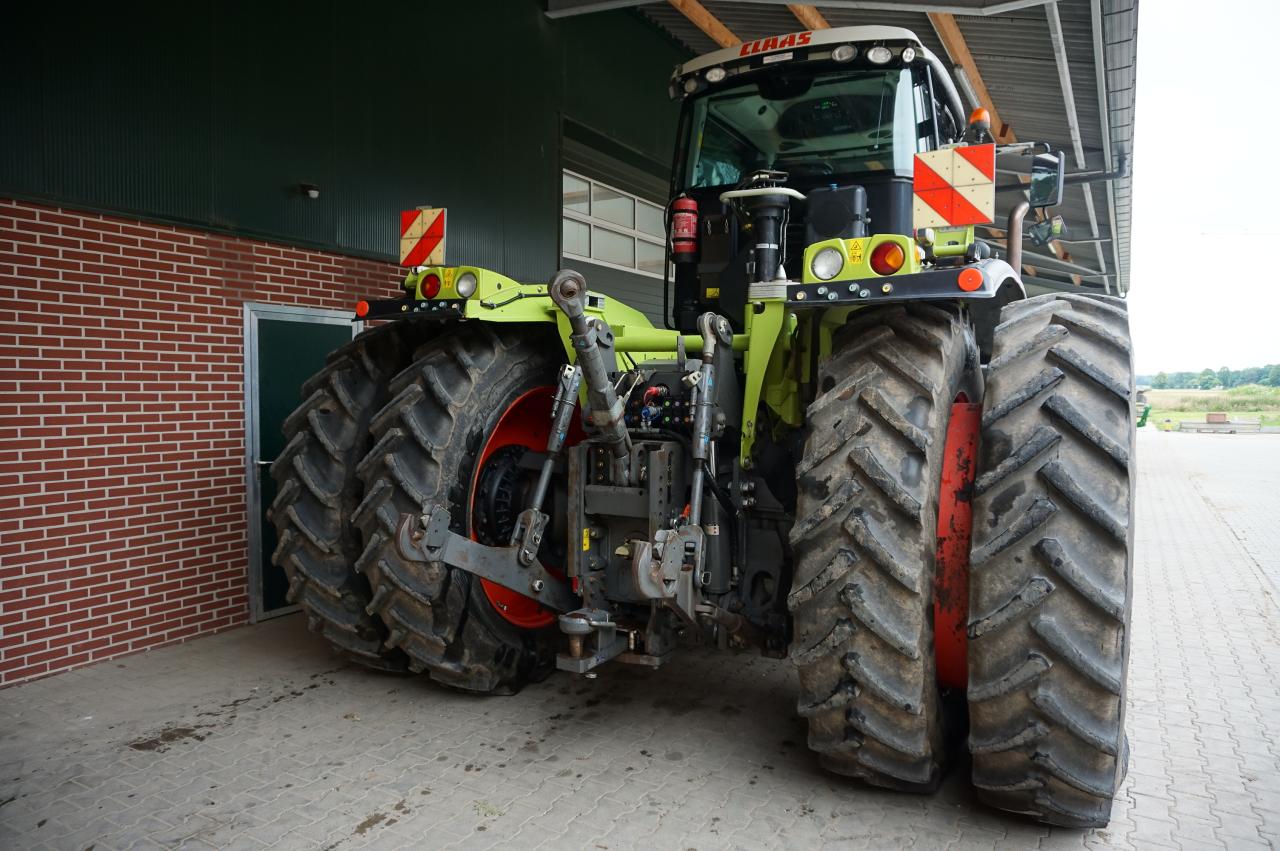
[394,507,578,612]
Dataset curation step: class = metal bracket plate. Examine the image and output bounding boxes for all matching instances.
[746,282,789,300]
[395,508,578,612]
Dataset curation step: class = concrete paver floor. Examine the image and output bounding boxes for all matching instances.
[2,430,1278,850]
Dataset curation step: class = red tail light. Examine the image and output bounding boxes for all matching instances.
[354,300,370,318]
[422,273,442,299]
[869,241,905,276]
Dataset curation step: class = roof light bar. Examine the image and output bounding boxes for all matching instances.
[866,46,893,65]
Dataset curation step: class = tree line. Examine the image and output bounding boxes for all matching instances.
[1137,365,1280,390]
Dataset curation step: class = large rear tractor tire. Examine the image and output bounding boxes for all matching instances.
[967,293,1135,827]
[269,322,424,670]
[354,324,562,694]
[789,303,976,791]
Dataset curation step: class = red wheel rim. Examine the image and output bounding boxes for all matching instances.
[933,395,981,690]
[469,386,581,629]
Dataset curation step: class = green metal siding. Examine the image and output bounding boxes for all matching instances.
[0,1,688,283]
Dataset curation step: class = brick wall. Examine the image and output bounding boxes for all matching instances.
[0,198,404,686]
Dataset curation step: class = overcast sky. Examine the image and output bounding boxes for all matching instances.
[1126,0,1280,374]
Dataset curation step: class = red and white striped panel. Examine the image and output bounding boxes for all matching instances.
[912,144,995,229]
[399,208,446,267]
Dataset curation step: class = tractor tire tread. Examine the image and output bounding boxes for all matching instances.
[968,293,1134,828]
[355,325,561,695]
[270,321,429,669]
[791,303,971,793]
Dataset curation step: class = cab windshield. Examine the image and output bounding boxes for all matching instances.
[681,68,930,189]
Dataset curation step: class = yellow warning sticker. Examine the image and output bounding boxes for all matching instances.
[582,528,591,551]
[706,287,720,299]
[847,239,866,265]
[443,267,456,288]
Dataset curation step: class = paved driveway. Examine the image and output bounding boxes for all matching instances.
[2,430,1278,850]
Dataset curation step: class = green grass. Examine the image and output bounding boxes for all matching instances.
[1144,386,1280,429]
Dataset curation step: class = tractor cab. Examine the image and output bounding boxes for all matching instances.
[668,26,967,330]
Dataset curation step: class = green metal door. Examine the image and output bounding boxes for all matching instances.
[246,306,355,619]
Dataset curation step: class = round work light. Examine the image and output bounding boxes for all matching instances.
[811,247,845,281]
[455,271,478,298]
[866,46,893,65]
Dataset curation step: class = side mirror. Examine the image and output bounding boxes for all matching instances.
[1029,151,1065,209]
[1029,214,1068,247]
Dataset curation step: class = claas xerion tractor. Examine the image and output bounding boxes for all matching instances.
[271,24,1135,828]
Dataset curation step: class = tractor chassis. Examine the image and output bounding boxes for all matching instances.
[397,270,735,675]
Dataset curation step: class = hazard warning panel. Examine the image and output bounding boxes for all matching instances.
[912,144,995,230]
[399,208,446,267]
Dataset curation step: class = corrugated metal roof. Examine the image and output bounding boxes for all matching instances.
[632,0,1137,293]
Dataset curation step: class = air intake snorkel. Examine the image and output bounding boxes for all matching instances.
[720,172,806,284]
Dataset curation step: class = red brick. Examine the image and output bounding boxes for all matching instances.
[1,197,402,687]
[2,662,51,684]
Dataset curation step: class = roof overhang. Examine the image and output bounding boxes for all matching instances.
[547,0,1138,295]
[547,0,1062,16]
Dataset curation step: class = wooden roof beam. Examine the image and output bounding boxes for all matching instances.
[667,0,739,49]
[928,13,1014,143]
[929,12,1082,280]
[787,4,830,29]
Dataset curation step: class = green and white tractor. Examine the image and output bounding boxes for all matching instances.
[272,24,1135,828]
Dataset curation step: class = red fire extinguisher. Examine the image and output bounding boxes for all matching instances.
[669,195,698,265]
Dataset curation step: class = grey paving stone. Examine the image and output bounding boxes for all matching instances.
[1,431,1279,850]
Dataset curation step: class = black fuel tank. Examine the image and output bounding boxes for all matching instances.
[804,185,868,244]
